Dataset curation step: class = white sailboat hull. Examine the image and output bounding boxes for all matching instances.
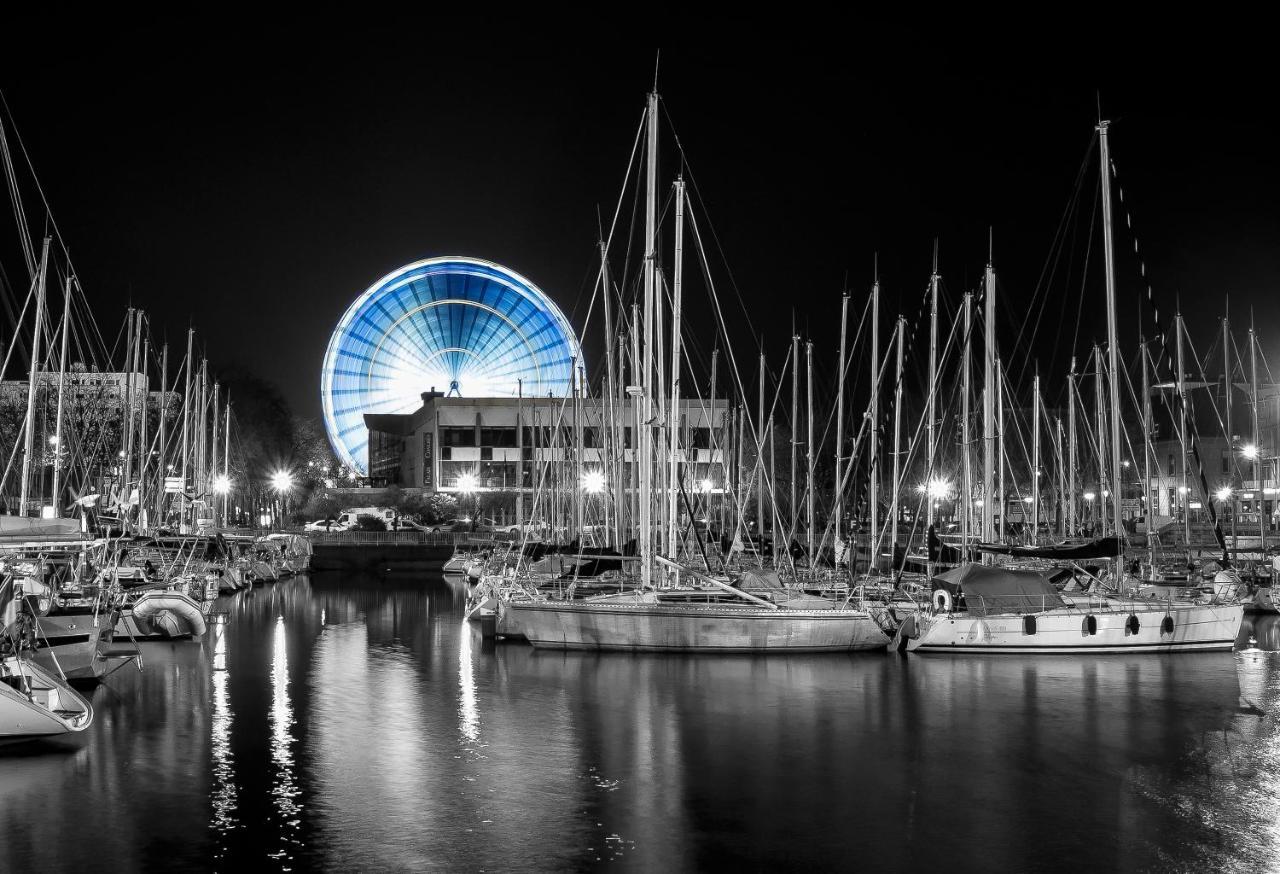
[905,602,1242,654]
[504,601,891,653]
[1,658,94,742]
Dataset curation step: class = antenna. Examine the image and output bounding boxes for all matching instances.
[652,51,661,92]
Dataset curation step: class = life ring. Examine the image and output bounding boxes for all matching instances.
[932,589,953,613]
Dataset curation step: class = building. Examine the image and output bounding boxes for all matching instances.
[364,391,729,523]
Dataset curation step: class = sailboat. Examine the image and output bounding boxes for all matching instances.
[499,88,890,653]
[1,602,93,743]
[904,119,1244,655]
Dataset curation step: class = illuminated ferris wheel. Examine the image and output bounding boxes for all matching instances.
[321,256,582,473]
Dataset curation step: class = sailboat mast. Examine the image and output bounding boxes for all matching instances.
[222,400,231,525]
[927,258,939,536]
[835,293,849,562]
[890,318,905,567]
[122,307,135,510]
[19,237,49,516]
[139,337,150,517]
[961,292,973,560]
[982,260,996,555]
[1032,373,1041,543]
[997,356,1005,543]
[1097,120,1124,558]
[1142,338,1154,565]
[1224,314,1236,557]
[1251,324,1266,554]
[806,339,815,563]
[1068,358,1078,536]
[598,241,617,547]
[639,90,658,587]
[1094,344,1106,535]
[757,351,766,557]
[1177,312,1191,553]
[869,280,880,569]
[1055,418,1066,538]
[50,273,71,517]
[666,176,685,559]
[790,331,800,548]
[154,343,169,523]
[180,329,193,529]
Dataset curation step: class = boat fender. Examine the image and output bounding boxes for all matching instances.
[932,589,952,613]
[1161,615,1174,636]
[1081,614,1098,637]
[1126,614,1140,636]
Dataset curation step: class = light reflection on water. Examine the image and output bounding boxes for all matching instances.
[3,578,1280,872]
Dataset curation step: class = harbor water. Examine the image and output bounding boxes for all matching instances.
[3,574,1278,872]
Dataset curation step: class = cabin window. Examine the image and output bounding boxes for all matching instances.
[1022,615,1037,636]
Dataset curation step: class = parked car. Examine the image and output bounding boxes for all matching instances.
[304,518,348,532]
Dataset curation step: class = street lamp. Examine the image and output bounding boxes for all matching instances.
[580,470,605,495]
[270,470,294,530]
[1216,486,1233,503]
[1242,444,1259,461]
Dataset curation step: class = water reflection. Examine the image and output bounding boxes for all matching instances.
[269,616,302,865]
[5,581,1280,872]
[210,621,238,859]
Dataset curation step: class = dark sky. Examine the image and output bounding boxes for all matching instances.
[3,31,1277,422]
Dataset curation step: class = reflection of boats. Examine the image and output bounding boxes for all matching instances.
[903,564,1243,654]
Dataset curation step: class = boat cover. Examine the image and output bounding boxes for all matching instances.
[736,569,786,592]
[932,564,1066,616]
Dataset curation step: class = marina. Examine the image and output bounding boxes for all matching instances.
[2,38,1278,873]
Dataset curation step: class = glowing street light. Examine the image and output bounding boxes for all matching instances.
[270,470,294,493]
[212,474,231,495]
[1215,486,1233,502]
[1242,444,1260,460]
[581,469,606,494]
[1083,491,1097,502]
[927,478,952,500]
[456,472,478,494]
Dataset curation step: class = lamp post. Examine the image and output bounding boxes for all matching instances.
[270,470,294,530]
[457,472,477,529]
[212,474,231,528]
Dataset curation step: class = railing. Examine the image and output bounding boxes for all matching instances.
[306,531,505,546]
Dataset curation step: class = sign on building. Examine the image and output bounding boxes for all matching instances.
[422,433,433,488]
[164,476,185,494]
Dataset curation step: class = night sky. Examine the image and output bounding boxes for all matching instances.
[3,32,1277,421]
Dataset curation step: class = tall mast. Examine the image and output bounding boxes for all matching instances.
[1098,119,1124,557]
[211,381,220,522]
[1176,312,1191,552]
[890,317,905,568]
[981,259,996,556]
[961,292,973,561]
[1251,323,1265,554]
[757,351,766,560]
[639,89,657,587]
[154,342,169,522]
[1141,338,1154,565]
[122,307,135,511]
[710,348,721,538]
[180,328,193,530]
[1224,313,1236,556]
[834,292,850,563]
[790,331,800,549]
[806,339,815,563]
[926,253,939,537]
[1094,344,1106,535]
[869,279,880,570]
[222,400,231,526]
[1055,418,1066,538]
[199,358,209,513]
[1032,372,1041,544]
[666,176,685,559]
[997,356,1005,543]
[50,273,72,517]
[19,237,49,516]
[1068,357,1078,536]
[139,336,150,519]
[598,240,618,548]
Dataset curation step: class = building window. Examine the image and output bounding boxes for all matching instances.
[441,427,476,447]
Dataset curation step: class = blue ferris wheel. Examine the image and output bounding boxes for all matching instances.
[321,256,582,474]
